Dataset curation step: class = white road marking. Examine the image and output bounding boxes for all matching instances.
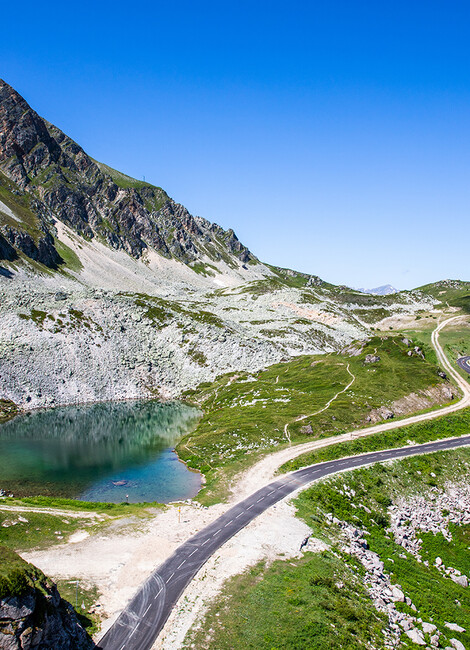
[143,603,152,616]
[154,588,163,600]
[224,520,233,527]
[256,497,264,503]
[188,549,197,557]
[235,512,244,519]
[177,560,186,570]
[267,490,275,495]
[201,539,209,545]
[165,572,175,584]
[247,504,254,509]
[212,529,222,537]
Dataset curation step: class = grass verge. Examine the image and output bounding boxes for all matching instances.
[279,407,470,474]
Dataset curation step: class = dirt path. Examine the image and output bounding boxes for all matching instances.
[283,362,355,443]
[234,316,470,501]
[0,504,105,519]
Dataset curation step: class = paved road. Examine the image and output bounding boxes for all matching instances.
[97,434,470,650]
[457,356,470,374]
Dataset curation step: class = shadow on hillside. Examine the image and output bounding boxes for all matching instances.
[0,266,13,278]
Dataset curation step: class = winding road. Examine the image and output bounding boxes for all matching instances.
[457,355,470,374]
[98,317,470,650]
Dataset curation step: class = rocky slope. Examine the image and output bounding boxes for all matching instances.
[0,78,254,271]
[0,80,453,410]
[0,547,93,649]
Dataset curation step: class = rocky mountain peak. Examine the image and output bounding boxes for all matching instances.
[0,79,256,270]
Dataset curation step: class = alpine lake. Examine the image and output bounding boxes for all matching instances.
[0,400,202,503]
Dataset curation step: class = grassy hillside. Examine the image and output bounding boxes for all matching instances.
[0,545,44,598]
[178,334,453,504]
[417,280,470,314]
[184,447,470,650]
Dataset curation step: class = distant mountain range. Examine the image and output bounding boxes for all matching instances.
[357,285,398,296]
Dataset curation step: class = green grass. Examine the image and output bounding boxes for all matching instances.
[190,261,217,277]
[0,546,44,598]
[54,238,84,272]
[94,160,164,191]
[55,577,102,635]
[0,399,18,422]
[7,495,165,515]
[279,407,470,474]
[0,508,100,552]
[178,335,453,504]
[132,293,225,329]
[420,524,470,578]
[0,171,42,235]
[439,325,470,383]
[183,552,387,650]
[293,449,470,648]
[0,496,165,552]
[0,546,96,639]
[401,327,438,365]
[417,280,470,314]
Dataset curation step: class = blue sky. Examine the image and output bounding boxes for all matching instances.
[2,1,469,288]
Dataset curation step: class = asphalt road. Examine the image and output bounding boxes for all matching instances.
[97,433,470,650]
[457,356,470,374]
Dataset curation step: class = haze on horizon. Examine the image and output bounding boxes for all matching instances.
[2,0,469,290]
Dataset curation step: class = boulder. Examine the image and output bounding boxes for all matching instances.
[405,628,426,645]
[391,586,405,602]
[449,640,466,650]
[422,622,437,634]
[451,575,468,588]
[445,623,466,633]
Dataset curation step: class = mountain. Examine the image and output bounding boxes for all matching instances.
[357,284,398,295]
[0,78,255,275]
[0,80,456,412]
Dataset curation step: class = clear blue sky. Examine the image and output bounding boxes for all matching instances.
[2,1,469,289]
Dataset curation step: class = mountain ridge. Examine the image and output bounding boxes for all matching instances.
[0,79,468,413]
[0,78,256,275]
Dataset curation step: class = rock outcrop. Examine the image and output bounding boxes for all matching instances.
[0,548,93,650]
[0,78,254,269]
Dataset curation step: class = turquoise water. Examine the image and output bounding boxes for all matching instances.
[0,400,201,503]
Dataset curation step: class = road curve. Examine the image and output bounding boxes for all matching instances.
[233,316,470,502]
[97,434,470,650]
[98,317,470,649]
[457,356,470,374]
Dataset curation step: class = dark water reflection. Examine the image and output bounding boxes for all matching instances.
[0,400,201,503]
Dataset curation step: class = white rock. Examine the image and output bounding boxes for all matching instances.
[391,586,405,602]
[452,575,468,588]
[445,623,466,633]
[422,622,437,634]
[405,628,426,645]
[449,640,466,650]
